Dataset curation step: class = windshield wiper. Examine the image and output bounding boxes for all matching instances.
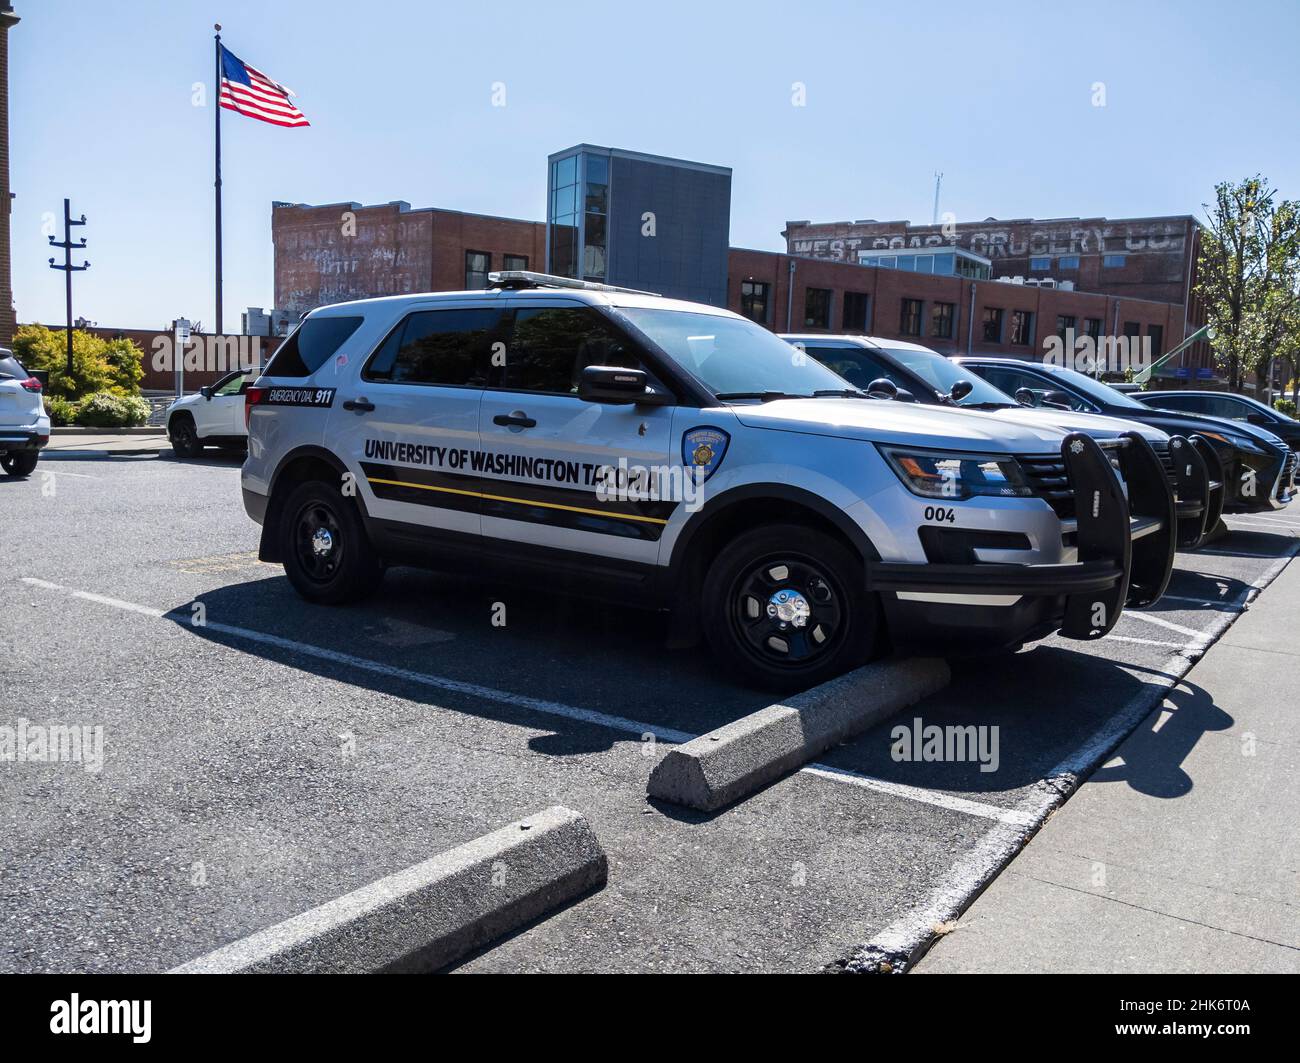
[960,401,1014,410]
[715,391,803,402]
[812,389,870,399]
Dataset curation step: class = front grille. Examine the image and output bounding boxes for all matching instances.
[1018,453,1074,519]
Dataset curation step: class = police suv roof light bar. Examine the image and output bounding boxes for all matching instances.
[488,270,661,297]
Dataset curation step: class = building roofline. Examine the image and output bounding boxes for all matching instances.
[784,213,1198,230]
[272,200,544,228]
[547,143,731,177]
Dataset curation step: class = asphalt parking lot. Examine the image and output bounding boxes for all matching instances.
[2,453,1297,973]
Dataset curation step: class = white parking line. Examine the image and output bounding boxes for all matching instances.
[1122,610,1206,640]
[1158,593,1245,610]
[17,576,1021,826]
[1102,633,1197,650]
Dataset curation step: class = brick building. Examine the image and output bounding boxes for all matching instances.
[273,200,545,318]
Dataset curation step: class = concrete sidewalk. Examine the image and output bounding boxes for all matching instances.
[42,432,169,456]
[917,556,1300,973]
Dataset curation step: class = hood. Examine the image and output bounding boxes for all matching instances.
[167,394,202,413]
[1124,406,1288,450]
[727,398,1070,455]
[988,406,1170,445]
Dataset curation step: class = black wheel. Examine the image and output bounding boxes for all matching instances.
[279,479,383,604]
[701,523,880,692]
[169,415,202,459]
[1,452,39,477]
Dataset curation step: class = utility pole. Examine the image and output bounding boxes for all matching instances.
[46,198,88,376]
[932,172,943,226]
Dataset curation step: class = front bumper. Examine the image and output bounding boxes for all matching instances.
[0,428,50,455]
[869,431,1175,650]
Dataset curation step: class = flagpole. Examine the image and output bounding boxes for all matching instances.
[214,23,223,336]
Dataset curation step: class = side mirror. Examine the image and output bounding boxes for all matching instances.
[866,377,899,401]
[1042,389,1072,410]
[949,379,974,402]
[578,365,666,405]
[895,387,916,403]
[1014,387,1036,407]
[200,386,212,400]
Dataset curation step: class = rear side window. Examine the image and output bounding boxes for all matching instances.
[265,316,364,377]
[801,346,895,391]
[364,307,501,386]
[0,355,28,380]
[504,306,640,394]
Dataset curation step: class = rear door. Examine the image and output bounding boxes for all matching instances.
[328,302,503,547]
[478,301,675,570]
[202,369,252,436]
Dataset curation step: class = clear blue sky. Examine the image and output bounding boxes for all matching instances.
[12,0,1300,330]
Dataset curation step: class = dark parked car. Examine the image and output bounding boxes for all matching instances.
[1134,390,1300,452]
[954,358,1297,513]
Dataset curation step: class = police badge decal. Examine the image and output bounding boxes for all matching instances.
[682,426,730,482]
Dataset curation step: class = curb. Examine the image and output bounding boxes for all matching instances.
[49,426,168,436]
[648,657,951,812]
[169,806,607,974]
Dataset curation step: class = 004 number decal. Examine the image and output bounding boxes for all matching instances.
[923,506,956,524]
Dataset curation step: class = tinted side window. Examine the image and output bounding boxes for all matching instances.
[0,355,27,380]
[266,316,364,377]
[981,367,1096,411]
[365,308,501,386]
[803,347,896,391]
[504,306,639,394]
[1149,393,1196,411]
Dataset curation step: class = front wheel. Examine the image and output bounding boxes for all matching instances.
[701,523,880,692]
[1,452,39,477]
[169,415,202,459]
[279,479,383,604]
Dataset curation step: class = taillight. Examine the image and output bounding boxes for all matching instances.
[244,386,267,428]
[20,377,42,392]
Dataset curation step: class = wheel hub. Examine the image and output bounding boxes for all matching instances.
[311,527,335,557]
[766,588,811,628]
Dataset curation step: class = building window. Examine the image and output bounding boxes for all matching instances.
[1009,309,1033,346]
[503,254,529,272]
[1030,256,1051,271]
[465,250,491,289]
[1123,320,1141,341]
[1084,317,1103,341]
[931,302,955,339]
[741,281,770,324]
[981,307,1004,344]
[1148,324,1164,357]
[1058,255,1080,270]
[1056,315,1077,341]
[582,153,609,281]
[1103,254,1126,268]
[804,288,833,329]
[549,153,580,278]
[899,298,923,337]
[843,291,870,332]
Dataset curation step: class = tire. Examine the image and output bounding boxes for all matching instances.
[278,479,383,604]
[1,451,39,477]
[169,415,202,459]
[701,523,880,693]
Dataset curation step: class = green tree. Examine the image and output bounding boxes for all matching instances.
[11,325,145,399]
[1195,177,1300,391]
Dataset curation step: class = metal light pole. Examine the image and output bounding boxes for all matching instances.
[47,197,89,378]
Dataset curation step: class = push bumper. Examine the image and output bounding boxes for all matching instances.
[870,432,1175,647]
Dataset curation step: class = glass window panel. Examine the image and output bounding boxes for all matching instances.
[553,155,576,188]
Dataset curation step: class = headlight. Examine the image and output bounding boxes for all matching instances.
[879,446,1034,500]
[1198,430,1266,455]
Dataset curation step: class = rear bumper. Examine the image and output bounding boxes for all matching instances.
[0,428,49,454]
[869,431,1175,651]
[242,486,268,525]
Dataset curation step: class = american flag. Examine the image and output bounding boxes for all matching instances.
[218,45,310,128]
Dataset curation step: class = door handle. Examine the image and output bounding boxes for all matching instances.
[343,398,375,412]
[493,412,536,428]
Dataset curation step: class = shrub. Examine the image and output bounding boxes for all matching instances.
[11,325,144,400]
[44,395,77,427]
[1274,397,1297,418]
[71,391,151,428]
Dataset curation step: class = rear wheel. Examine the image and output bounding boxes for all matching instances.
[701,523,879,692]
[169,415,202,459]
[279,479,383,603]
[1,452,39,477]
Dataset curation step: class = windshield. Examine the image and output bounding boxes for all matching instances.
[618,308,853,398]
[877,347,1014,407]
[1044,365,1147,409]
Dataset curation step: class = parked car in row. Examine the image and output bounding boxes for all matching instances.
[0,350,50,478]
[239,272,1179,691]
[781,335,1220,549]
[1134,390,1300,451]
[953,358,1297,513]
[165,368,258,458]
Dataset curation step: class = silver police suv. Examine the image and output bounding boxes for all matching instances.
[241,273,1176,691]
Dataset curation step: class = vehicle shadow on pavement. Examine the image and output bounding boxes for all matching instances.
[1148,568,1253,612]
[163,569,773,754]
[815,644,1215,801]
[1081,678,1231,798]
